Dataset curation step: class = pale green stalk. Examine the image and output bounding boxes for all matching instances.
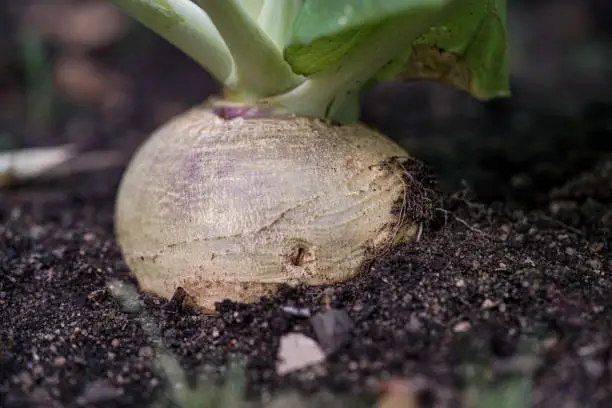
[192,0,303,100]
[110,0,460,123]
[235,0,264,21]
[257,0,304,50]
[108,0,234,83]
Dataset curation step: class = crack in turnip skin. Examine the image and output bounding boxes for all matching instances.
[115,104,433,310]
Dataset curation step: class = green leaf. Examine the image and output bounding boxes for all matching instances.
[289,0,452,45]
[285,0,509,101]
[285,0,451,76]
[396,0,510,99]
[284,25,377,76]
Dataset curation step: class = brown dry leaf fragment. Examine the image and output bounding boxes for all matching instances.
[377,379,419,408]
[400,45,473,95]
[168,287,201,312]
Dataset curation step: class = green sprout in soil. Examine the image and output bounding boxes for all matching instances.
[0,132,13,152]
[458,329,542,408]
[20,33,55,129]
[465,371,532,408]
[109,278,532,408]
[109,279,247,408]
[108,279,374,408]
[109,0,509,311]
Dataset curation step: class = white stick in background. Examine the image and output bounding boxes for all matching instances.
[0,144,124,186]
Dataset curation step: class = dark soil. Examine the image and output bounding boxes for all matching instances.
[1,2,612,408]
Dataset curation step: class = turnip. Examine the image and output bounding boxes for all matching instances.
[110,0,509,311]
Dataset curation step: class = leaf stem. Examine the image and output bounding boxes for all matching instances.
[268,11,447,122]
[193,0,303,99]
[257,0,303,50]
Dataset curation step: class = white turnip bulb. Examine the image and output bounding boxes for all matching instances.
[115,104,434,310]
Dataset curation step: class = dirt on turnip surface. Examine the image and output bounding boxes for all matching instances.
[1,1,612,408]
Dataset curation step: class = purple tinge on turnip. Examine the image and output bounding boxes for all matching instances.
[109,0,509,311]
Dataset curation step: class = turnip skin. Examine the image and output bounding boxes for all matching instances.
[115,102,428,311]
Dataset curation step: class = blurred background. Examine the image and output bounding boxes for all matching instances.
[1,0,611,207]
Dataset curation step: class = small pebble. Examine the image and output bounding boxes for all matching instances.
[53,357,67,367]
[453,321,471,333]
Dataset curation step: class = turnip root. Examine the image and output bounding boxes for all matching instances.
[109,0,508,311]
[115,102,436,310]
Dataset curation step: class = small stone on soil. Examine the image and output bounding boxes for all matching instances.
[276,333,326,376]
